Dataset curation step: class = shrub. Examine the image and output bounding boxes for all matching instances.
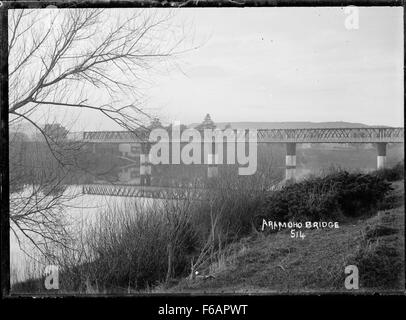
[201,168,276,241]
[260,170,392,222]
[56,199,200,292]
[372,161,404,182]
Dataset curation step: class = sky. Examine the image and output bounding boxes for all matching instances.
[144,7,404,128]
[19,7,404,131]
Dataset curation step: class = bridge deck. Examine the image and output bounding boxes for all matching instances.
[79,127,404,144]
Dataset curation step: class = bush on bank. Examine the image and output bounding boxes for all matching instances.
[260,170,393,222]
[372,161,404,182]
[57,201,200,292]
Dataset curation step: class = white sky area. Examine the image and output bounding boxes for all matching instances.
[35,7,405,131]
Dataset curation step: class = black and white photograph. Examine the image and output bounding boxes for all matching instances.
[0,0,404,301]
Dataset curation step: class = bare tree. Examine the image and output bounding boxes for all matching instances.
[8,8,190,259]
[9,8,188,133]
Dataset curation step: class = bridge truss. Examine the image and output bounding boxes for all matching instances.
[81,127,404,144]
[82,184,205,200]
[256,127,404,143]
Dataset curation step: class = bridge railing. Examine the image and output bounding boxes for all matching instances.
[82,184,205,200]
[257,127,404,143]
[82,130,149,142]
[80,127,404,143]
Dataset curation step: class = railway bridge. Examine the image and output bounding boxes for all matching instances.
[78,127,404,184]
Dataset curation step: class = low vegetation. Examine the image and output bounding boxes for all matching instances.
[372,161,404,182]
[11,162,404,293]
[169,204,404,293]
[259,170,393,223]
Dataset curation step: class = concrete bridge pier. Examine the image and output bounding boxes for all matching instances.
[207,164,218,178]
[285,142,296,182]
[207,142,219,178]
[140,143,152,186]
[376,142,387,170]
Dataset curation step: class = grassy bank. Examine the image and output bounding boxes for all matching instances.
[11,162,404,294]
[167,183,404,293]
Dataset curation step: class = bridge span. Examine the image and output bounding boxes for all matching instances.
[81,127,404,144]
[76,127,404,182]
[82,184,205,200]
[81,183,282,199]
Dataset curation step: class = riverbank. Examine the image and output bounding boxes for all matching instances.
[10,164,404,294]
[164,181,404,293]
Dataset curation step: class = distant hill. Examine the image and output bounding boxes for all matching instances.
[189,121,389,130]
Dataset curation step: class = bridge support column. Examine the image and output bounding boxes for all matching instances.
[285,142,296,182]
[140,143,152,186]
[207,142,219,178]
[376,142,387,170]
[207,165,218,178]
